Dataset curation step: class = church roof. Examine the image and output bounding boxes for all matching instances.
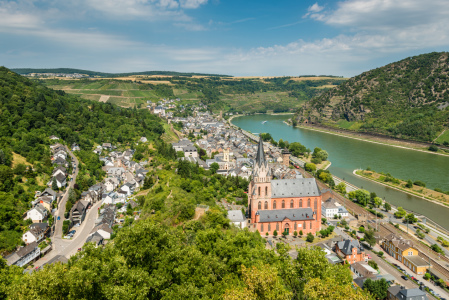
[255,137,266,168]
[271,178,321,198]
[257,208,314,222]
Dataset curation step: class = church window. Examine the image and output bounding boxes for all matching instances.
[265,186,268,196]
[273,200,276,209]
[258,201,261,209]
[268,224,271,231]
[258,187,261,195]
[310,222,312,229]
[314,199,317,210]
[303,221,306,229]
[261,224,264,232]
[282,200,285,208]
[294,222,297,230]
[290,200,294,208]
[299,199,303,207]
[276,223,279,231]
[307,198,311,207]
[264,201,268,209]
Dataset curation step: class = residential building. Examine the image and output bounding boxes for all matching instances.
[334,239,366,264]
[387,286,428,300]
[26,204,48,223]
[22,225,46,244]
[90,223,113,240]
[70,201,87,225]
[86,232,104,247]
[5,242,40,267]
[351,261,378,277]
[382,234,429,275]
[227,210,247,229]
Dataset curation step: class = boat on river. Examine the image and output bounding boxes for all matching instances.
[262,121,268,124]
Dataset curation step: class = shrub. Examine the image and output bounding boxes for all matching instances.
[429,145,439,152]
[306,233,314,243]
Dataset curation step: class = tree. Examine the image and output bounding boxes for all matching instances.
[368,260,378,270]
[282,230,288,238]
[52,177,58,191]
[383,202,391,212]
[372,197,382,208]
[293,231,298,238]
[273,230,278,238]
[364,229,376,247]
[305,163,316,172]
[394,207,407,218]
[316,150,329,161]
[223,265,292,300]
[335,182,346,194]
[306,233,314,243]
[210,162,219,174]
[363,278,388,300]
[299,230,303,236]
[321,218,327,225]
[431,244,445,254]
[354,189,370,206]
[405,179,413,188]
[405,213,418,224]
[424,273,431,280]
[359,226,365,233]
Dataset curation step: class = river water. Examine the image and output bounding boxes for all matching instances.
[232,114,449,229]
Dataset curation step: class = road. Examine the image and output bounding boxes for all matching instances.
[33,147,101,267]
[53,148,79,239]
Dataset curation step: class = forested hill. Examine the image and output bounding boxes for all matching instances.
[0,67,164,252]
[295,52,449,142]
[10,68,231,78]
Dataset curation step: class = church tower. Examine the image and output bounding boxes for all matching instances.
[248,137,272,222]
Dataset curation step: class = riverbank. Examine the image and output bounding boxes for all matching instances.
[353,169,449,210]
[290,122,449,157]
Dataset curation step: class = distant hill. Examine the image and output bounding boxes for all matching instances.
[10,68,231,78]
[295,52,449,142]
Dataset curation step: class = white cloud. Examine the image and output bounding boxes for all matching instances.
[309,3,324,13]
[179,0,208,9]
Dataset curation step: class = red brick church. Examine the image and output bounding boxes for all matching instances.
[248,138,322,236]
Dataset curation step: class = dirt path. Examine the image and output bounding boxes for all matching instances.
[99,95,110,103]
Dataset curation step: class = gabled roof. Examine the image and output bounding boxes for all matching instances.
[271,178,321,198]
[227,210,245,222]
[55,173,66,183]
[336,239,363,256]
[257,208,314,222]
[42,188,57,197]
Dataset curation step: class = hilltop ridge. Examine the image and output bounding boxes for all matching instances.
[295,52,449,142]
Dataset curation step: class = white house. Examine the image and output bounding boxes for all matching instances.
[22,226,46,244]
[26,204,48,223]
[54,173,67,188]
[227,210,247,229]
[153,106,166,116]
[104,177,119,192]
[322,199,339,218]
[89,223,113,240]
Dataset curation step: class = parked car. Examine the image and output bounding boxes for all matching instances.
[77,248,82,252]
[401,276,408,281]
[64,235,71,239]
[69,230,76,234]
[57,216,60,220]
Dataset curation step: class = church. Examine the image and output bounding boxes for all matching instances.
[248,138,322,236]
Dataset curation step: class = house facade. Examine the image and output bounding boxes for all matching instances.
[248,138,322,236]
[382,234,429,275]
[334,239,366,264]
[5,242,41,267]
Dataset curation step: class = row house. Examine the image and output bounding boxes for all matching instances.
[5,242,40,267]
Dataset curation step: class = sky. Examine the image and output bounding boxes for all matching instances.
[1,0,449,77]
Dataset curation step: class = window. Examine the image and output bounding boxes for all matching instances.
[314,199,317,210]
[258,187,261,195]
[268,224,271,231]
[265,187,268,196]
[310,222,312,229]
[303,222,306,229]
[307,198,311,207]
[264,201,268,209]
[294,222,297,230]
[290,200,294,208]
[276,223,279,231]
[273,200,276,209]
[408,251,413,256]
[261,224,264,232]
[282,200,285,208]
[299,199,303,207]
[258,202,261,209]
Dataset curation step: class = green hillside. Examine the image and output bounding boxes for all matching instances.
[295,52,449,142]
[39,76,346,113]
[0,67,164,253]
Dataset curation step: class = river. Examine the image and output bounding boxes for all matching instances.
[232,114,449,229]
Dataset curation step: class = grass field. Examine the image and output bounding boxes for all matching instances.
[435,129,449,144]
[161,122,179,143]
[12,152,32,168]
[336,120,363,131]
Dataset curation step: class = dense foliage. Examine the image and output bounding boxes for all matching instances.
[297,52,449,141]
[0,67,165,253]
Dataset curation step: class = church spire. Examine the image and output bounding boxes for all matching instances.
[255,137,266,168]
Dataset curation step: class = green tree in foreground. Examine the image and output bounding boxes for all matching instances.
[363,278,388,300]
[210,162,219,174]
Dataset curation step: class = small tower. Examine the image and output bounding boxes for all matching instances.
[282,149,291,167]
[223,148,230,163]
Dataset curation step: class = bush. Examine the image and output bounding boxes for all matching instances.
[368,260,378,270]
[413,180,426,187]
[429,145,439,152]
[306,233,314,243]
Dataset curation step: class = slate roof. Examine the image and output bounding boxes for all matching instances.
[388,286,428,300]
[86,232,104,245]
[29,222,49,231]
[257,208,314,222]
[55,173,66,183]
[271,178,321,198]
[90,223,113,235]
[336,239,363,255]
[6,242,38,266]
[227,210,245,222]
[255,137,266,168]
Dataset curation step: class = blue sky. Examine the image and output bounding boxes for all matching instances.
[1,0,449,76]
